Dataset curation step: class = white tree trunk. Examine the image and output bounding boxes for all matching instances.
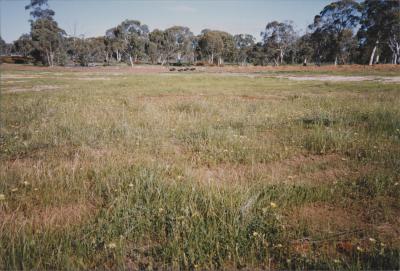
[218,56,223,66]
[129,55,134,67]
[369,40,379,66]
[334,56,338,66]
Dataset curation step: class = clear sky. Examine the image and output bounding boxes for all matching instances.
[0,0,332,43]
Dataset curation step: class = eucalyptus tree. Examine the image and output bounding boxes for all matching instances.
[358,0,400,65]
[262,21,296,65]
[294,33,314,65]
[163,26,195,64]
[248,42,268,66]
[234,34,255,65]
[25,0,55,21]
[13,34,34,57]
[198,30,234,65]
[106,20,149,66]
[30,18,66,66]
[25,0,66,66]
[0,36,11,55]
[310,0,361,65]
[198,30,224,64]
[148,29,165,64]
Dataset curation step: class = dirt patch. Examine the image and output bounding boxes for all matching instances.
[3,85,64,93]
[287,203,360,234]
[3,63,400,76]
[281,75,400,83]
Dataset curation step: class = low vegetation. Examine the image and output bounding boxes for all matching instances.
[0,65,399,269]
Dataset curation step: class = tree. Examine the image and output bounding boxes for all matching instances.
[148,29,166,64]
[198,30,234,65]
[358,0,400,65]
[311,0,361,65]
[248,42,268,66]
[13,34,34,57]
[106,20,149,66]
[163,26,195,64]
[218,31,235,64]
[295,33,314,65]
[0,36,7,55]
[262,21,296,65]
[198,31,224,65]
[234,34,255,65]
[25,0,55,20]
[31,18,66,66]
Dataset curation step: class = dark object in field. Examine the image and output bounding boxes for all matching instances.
[178,69,184,72]
[184,68,189,71]
[169,68,176,71]
[301,117,336,127]
[190,68,196,71]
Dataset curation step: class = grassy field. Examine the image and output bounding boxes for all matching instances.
[0,64,399,270]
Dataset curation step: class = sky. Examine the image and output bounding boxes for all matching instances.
[0,0,333,43]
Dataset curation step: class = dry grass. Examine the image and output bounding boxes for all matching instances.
[0,64,399,269]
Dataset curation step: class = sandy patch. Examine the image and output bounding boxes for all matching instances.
[3,85,64,93]
[282,75,400,83]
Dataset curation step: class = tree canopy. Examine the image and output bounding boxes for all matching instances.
[5,0,400,66]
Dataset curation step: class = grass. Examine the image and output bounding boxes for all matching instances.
[0,65,400,269]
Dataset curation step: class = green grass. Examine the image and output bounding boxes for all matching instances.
[1,66,399,269]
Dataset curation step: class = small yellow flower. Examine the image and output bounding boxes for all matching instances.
[270,202,277,208]
[333,259,341,264]
[128,183,134,188]
[22,181,29,186]
[11,188,18,193]
[356,246,363,252]
[275,244,283,248]
[369,238,376,243]
[252,231,258,237]
[0,194,5,201]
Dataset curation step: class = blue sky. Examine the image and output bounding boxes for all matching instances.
[1,0,332,43]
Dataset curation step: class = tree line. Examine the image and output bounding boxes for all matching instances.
[1,0,399,66]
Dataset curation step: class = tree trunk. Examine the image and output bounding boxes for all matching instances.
[303,57,307,66]
[218,56,223,66]
[375,54,380,64]
[334,56,338,66]
[116,50,121,62]
[369,40,379,66]
[105,52,109,64]
[280,49,284,64]
[129,55,134,67]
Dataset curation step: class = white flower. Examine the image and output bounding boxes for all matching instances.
[107,242,117,249]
